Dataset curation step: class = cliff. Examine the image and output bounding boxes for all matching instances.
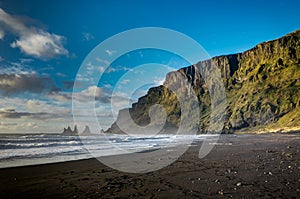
[106,29,300,134]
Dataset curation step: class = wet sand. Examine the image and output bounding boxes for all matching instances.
[1,134,300,198]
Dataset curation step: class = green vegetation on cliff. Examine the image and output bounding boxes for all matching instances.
[107,29,300,134]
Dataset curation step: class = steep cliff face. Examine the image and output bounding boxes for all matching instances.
[106,29,300,134]
[226,30,300,132]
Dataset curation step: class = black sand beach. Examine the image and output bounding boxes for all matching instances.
[1,134,300,198]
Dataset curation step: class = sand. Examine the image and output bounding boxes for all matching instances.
[1,133,300,198]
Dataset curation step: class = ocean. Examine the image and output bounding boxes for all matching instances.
[0,134,219,168]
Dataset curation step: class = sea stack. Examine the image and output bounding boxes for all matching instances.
[82,125,92,135]
[62,125,79,136]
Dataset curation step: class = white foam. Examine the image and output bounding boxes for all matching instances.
[0,134,218,168]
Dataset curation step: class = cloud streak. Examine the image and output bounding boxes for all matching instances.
[0,8,68,59]
[0,73,52,96]
[82,32,94,41]
[0,108,57,120]
[50,86,111,103]
[105,49,115,56]
[0,29,4,39]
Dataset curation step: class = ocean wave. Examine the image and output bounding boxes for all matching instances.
[0,140,82,149]
[0,134,217,168]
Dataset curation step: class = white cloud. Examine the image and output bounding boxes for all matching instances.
[0,121,17,129]
[0,97,71,133]
[20,58,34,64]
[153,77,165,85]
[75,86,111,103]
[82,32,94,41]
[0,8,68,59]
[75,74,92,82]
[120,79,130,85]
[48,92,71,102]
[10,30,68,59]
[27,99,45,111]
[96,58,110,66]
[0,62,35,75]
[0,86,134,132]
[105,49,115,56]
[85,61,132,75]
[56,72,66,77]
[106,65,132,73]
[0,97,70,116]
[111,95,132,110]
[50,86,111,103]
[26,99,70,115]
[0,29,4,39]
[86,62,106,74]
[21,122,38,129]
[103,84,113,89]
[99,66,105,73]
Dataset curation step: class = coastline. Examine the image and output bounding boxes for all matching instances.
[1,134,300,198]
[234,126,300,134]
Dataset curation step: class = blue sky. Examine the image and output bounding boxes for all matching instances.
[0,0,300,133]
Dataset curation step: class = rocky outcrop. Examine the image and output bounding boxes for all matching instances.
[82,125,92,135]
[106,29,300,134]
[62,125,79,135]
[62,125,95,135]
